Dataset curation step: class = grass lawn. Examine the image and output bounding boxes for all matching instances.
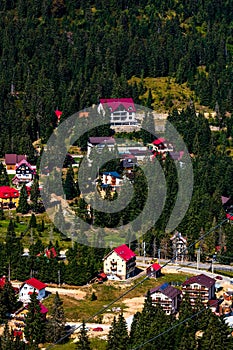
[52,338,107,350]
[43,272,191,322]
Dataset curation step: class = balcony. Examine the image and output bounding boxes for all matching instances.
[111,261,117,265]
[111,266,117,271]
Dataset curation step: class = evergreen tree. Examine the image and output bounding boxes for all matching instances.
[0,162,9,186]
[63,166,77,200]
[17,184,30,214]
[107,314,130,350]
[1,323,14,350]
[30,178,41,213]
[46,292,66,343]
[76,321,91,350]
[24,291,45,347]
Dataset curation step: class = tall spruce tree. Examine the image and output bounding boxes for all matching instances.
[107,314,129,350]
[17,184,30,214]
[76,321,91,350]
[24,291,45,347]
[46,292,66,343]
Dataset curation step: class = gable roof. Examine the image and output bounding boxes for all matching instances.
[16,159,34,171]
[103,171,121,179]
[89,136,116,145]
[149,283,181,299]
[182,274,215,288]
[147,263,162,272]
[113,244,136,261]
[5,154,26,165]
[23,278,47,291]
[152,138,166,145]
[100,98,136,112]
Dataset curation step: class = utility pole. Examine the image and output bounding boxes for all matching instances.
[58,269,61,287]
[197,248,200,270]
[158,248,161,264]
[143,241,146,263]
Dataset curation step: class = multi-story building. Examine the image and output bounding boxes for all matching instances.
[19,278,47,304]
[170,231,188,262]
[148,283,181,315]
[182,274,216,307]
[98,98,138,127]
[103,244,136,280]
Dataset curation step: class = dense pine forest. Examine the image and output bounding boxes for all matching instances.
[1,0,233,155]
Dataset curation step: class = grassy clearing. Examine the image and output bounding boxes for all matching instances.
[43,272,191,322]
[52,338,107,350]
[128,76,212,113]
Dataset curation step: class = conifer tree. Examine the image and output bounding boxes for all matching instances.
[30,178,41,213]
[17,184,30,214]
[24,291,45,347]
[1,322,14,350]
[46,292,66,343]
[107,314,129,350]
[0,162,9,186]
[76,321,91,350]
[2,280,17,314]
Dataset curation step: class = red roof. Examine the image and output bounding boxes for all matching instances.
[45,247,57,258]
[39,303,48,314]
[100,98,136,112]
[114,244,136,261]
[55,110,63,119]
[152,138,166,145]
[0,186,19,199]
[182,274,215,288]
[23,278,47,291]
[16,159,34,171]
[148,263,161,272]
[0,276,6,288]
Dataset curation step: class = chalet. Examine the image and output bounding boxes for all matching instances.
[182,274,216,307]
[103,244,136,280]
[0,186,19,208]
[87,136,116,158]
[120,155,137,172]
[98,98,138,127]
[12,159,36,186]
[148,138,173,154]
[18,278,47,304]
[170,231,187,262]
[146,263,162,278]
[148,283,181,315]
[4,154,27,174]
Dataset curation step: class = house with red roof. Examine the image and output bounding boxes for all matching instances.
[182,273,216,307]
[98,98,138,128]
[146,263,162,278]
[103,244,136,280]
[0,186,19,208]
[148,283,181,315]
[12,159,36,186]
[18,278,47,304]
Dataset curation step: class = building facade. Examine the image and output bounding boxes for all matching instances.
[103,244,136,280]
[19,278,47,304]
[149,283,181,315]
[182,274,216,307]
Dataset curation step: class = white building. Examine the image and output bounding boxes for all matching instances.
[18,278,47,304]
[149,283,181,315]
[103,244,136,280]
[98,98,138,127]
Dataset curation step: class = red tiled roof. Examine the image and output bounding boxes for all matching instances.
[0,186,19,199]
[182,274,215,288]
[221,196,230,205]
[148,263,161,272]
[40,303,48,314]
[23,278,47,291]
[100,98,136,112]
[114,244,136,261]
[152,138,166,145]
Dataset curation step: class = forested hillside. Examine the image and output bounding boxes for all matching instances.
[1,0,233,157]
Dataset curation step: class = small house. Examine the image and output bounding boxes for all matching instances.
[18,278,47,304]
[146,263,162,278]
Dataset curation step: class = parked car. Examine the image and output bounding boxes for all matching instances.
[215,275,223,280]
[93,327,103,332]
